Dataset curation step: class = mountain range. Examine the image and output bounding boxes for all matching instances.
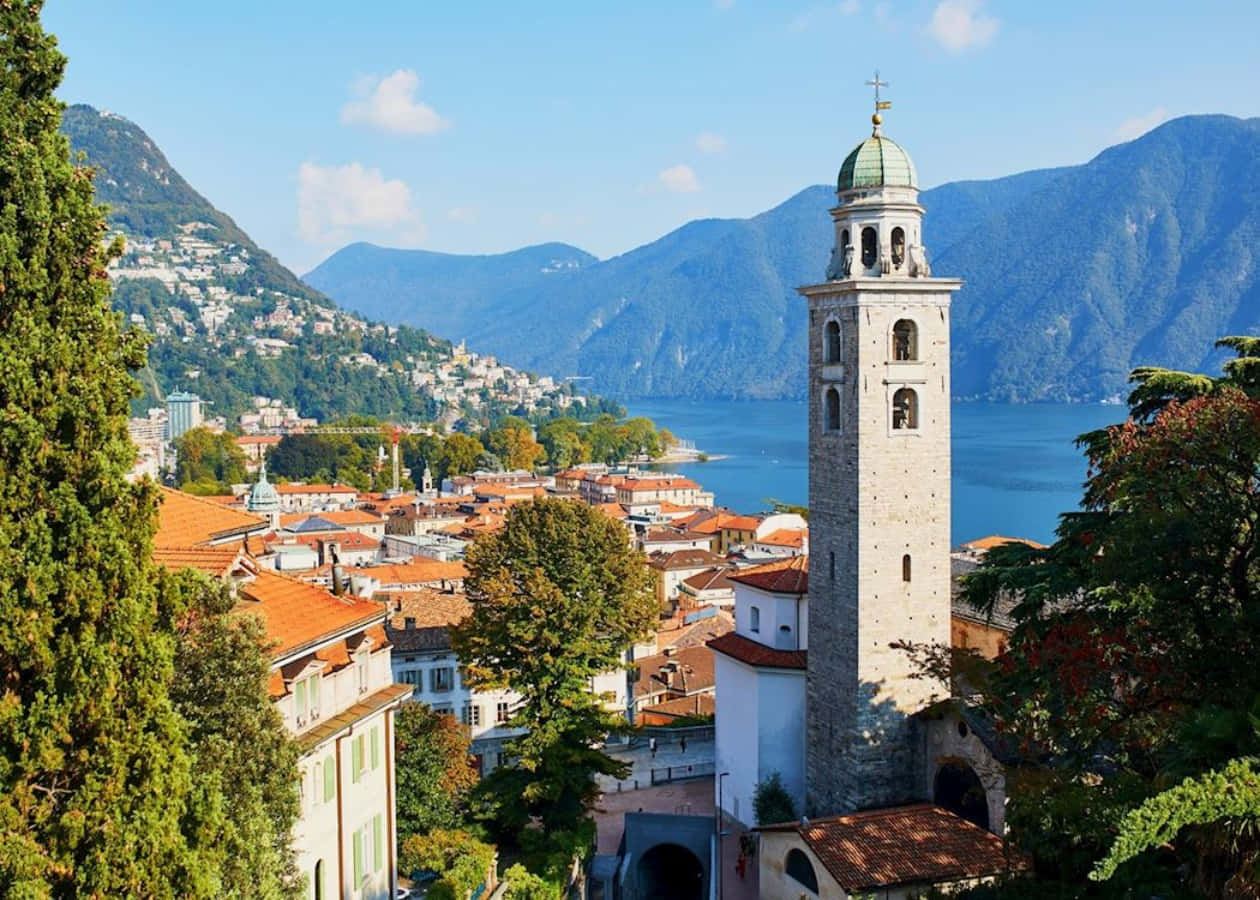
[306,115,1260,402]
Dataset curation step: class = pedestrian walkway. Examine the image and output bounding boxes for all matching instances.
[596,730,715,793]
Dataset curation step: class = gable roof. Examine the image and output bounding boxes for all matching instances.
[729,555,808,594]
[237,570,386,661]
[955,534,1047,553]
[680,567,736,593]
[758,804,1029,892]
[757,528,807,548]
[359,560,468,586]
[647,548,726,571]
[155,487,268,548]
[707,632,806,670]
[632,645,716,699]
[153,545,258,579]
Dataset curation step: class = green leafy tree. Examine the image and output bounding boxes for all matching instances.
[395,704,478,838]
[958,338,1260,897]
[0,5,200,892]
[753,772,797,826]
[443,433,484,478]
[174,425,250,493]
[398,829,494,900]
[450,499,657,875]
[487,415,545,472]
[502,863,564,900]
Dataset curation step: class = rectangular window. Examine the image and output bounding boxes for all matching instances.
[398,669,422,689]
[352,828,363,885]
[356,652,369,694]
[496,701,510,725]
[370,726,380,771]
[432,703,453,715]
[431,667,454,693]
[462,703,481,727]
[323,755,336,802]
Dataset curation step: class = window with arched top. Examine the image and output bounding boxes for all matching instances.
[891,226,906,268]
[841,228,850,249]
[750,606,761,633]
[892,319,918,361]
[892,387,918,430]
[902,554,912,582]
[824,320,841,364]
[861,227,877,269]
[786,848,820,893]
[825,387,840,432]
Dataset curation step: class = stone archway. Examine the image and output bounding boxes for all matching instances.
[934,761,990,830]
[637,842,704,900]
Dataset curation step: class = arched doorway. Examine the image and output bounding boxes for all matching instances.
[637,843,704,900]
[934,761,990,830]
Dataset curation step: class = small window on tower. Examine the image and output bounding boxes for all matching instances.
[829,552,835,581]
[825,320,842,364]
[892,388,919,430]
[892,319,918,361]
[825,387,841,432]
[902,554,912,582]
[861,227,877,269]
[891,227,906,268]
[750,606,761,633]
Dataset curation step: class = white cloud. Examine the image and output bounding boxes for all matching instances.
[1112,107,1171,143]
[297,162,423,245]
[926,0,998,52]
[789,1,860,31]
[446,206,480,224]
[658,164,701,193]
[695,132,728,154]
[340,69,449,135]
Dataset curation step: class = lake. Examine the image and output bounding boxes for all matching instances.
[625,399,1123,545]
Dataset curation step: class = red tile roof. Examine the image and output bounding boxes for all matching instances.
[155,487,268,549]
[633,645,716,700]
[237,570,386,660]
[757,528,807,548]
[360,560,468,586]
[957,535,1048,552]
[720,515,762,532]
[280,509,383,528]
[759,805,1030,891]
[729,556,808,594]
[153,546,257,578]
[680,567,735,593]
[707,632,806,670]
[641,693,715,719]
[647,549,726,571]
[274,482,358,495]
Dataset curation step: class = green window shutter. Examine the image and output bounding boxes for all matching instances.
[295,679,306,716]
[370,726,380,770]
[310,674,320,710]
[323,756,335,802]
[351,738,361,783]
[352,829,363,884]
[372,814,383,872]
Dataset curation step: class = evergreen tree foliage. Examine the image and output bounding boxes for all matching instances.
[394,703,477,839]
[450,499,657,876]
[753,772,796,826]
[174,426,250,493]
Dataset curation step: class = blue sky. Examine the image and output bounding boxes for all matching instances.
[46,0,1258,273]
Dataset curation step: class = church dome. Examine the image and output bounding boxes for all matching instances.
[838,128,918,191]
[247,463,281,514]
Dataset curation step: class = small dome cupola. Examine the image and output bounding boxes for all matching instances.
[837,128,918,191]
[248,460,281,514]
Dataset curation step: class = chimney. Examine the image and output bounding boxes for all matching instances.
[404,617,416,630]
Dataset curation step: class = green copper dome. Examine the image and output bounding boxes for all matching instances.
[837,132,918,191]
[247,461,281,514]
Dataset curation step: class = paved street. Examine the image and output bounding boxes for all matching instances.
[596,729,715,793]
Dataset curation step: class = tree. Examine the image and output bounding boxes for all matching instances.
[167,570,302,898]
[487,416,545,472]
[753,772,796,826]
[450,499,657,874]
[0,5,201,892]
[443,433,485,479]
[502,864,564,900]
[174,425,249,492]
[957,338,1260,897]
[394,703,478,838]
[398,829,494,900]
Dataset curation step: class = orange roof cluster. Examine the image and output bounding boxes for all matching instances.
[708,632,806,669]
[730,555,809,594]
[957,535,1048,552]
[633,645,716,699]
[642,693,715,719]
[360,560,468,586]
[594,502,629,520]
[721,515,762,532]
[235,435,283,447]
[281,509,383,528]
[619,476,701,492]
[274,482,358,495]
[238,570,385,660]
[760,804,1030,892]
[676,509,745,534]
[384,589,473,631]
[155,487,267,549]
[647,549,727,571]
[757,528,807,548]
[153,545,257,578]
[269,531,380,554]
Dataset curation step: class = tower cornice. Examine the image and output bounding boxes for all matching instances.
[798,278,963,299]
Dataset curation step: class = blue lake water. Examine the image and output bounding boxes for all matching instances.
[626,399,1123,545]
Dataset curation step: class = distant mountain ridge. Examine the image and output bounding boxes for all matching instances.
[306,115,1260,402]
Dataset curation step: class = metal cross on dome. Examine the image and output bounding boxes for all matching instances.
[866,70,892,113]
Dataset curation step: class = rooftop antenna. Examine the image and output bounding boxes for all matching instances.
[866,69,892,135]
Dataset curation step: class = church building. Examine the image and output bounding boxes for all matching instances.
[711,81,1027,898]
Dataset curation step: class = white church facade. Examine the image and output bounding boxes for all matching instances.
[710,84,1027,898]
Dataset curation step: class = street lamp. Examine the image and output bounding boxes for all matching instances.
[716,771,731,900]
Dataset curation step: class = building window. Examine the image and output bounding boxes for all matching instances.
[829,551,835,582]
[825,387,841,432]
[323,754,336,802]
[891,226,906,268]
[432,703,454,715]
[892,319,918,361]
[786,849,820,893]
[903,554,912,582]
[892,387,919,430]
[355,650,369,694]
[399,669,422,692]
[861,226,877,269]
[824,320,841,363]
[750,606,761,633]
[497,701,511,724]
[313,860,325,900]
[431,666,454,692]
[351,733,367,782]
[463,703,482,727]
[352,815,384,886]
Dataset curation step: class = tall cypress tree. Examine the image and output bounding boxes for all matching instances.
[0,3,198,893]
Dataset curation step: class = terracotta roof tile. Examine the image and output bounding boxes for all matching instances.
[237,570,386,660]
[956,535,1047,552]
[656,609,734,652]
[153,545,257,578]
[760,804,1030,891]
[647,549,726,571]
[680,567,735,593]
[360,560,468,586]
[155,487,268,549]
[633,645,716,699]
[280,509,383,528]
[721,515,762,532]
[729,556,808,594]
[757,528,807,548]
[707,632,806,669]
[642,694,715,719]
[274,482,358,495]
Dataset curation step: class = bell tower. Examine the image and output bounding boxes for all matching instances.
[803,77,962,815]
